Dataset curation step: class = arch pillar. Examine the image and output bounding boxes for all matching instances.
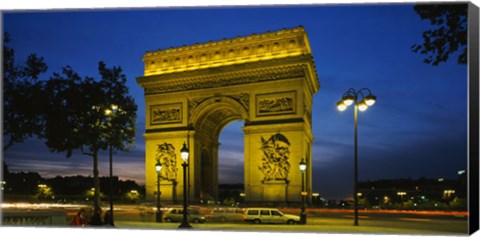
[243,121,314,203]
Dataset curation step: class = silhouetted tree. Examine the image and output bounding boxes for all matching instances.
[3,33,48,150]
[3,35,137,208]
[43,62,137,209]
[411,3,468,66]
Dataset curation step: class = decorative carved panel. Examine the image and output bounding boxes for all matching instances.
[256,91,296,117]
[150,103,182,125]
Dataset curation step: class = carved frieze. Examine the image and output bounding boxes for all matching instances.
[259,133,291,182]
[256,91,296,117]
[150,103,182,125]
[156,143,178,181]
[144,66,305,95]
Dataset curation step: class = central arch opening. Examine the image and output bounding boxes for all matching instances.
[191,96,248,202]
[218,121,244,204]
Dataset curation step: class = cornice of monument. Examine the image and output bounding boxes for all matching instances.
[144,26,309,56]
[141,26,314,76]
[139,26,319,94]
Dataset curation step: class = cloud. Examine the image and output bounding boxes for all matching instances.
[218,148,244,184]
[218,122,245,151]
[218,165,244,184]
[100,159,146,184]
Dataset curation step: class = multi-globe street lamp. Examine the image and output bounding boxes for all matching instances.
[299,158,307,224]
[155,160,163,223]
[179,142,192,229]
[336,88,376,226]
[104,104,119,227]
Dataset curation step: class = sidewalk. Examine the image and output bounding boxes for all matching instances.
[113,219,466,235]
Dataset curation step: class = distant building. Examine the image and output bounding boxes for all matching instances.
[357,174,466,210]
[3,170,42,195]
[217,183,244,204]
[3,168,143,202]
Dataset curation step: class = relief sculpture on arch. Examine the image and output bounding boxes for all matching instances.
[156,143,178,181]
[259,133,291,182]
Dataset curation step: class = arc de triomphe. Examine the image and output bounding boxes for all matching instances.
[137,26,319,204]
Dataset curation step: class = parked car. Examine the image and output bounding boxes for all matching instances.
[163,207,206,223]
[243,208,300,224]
[205,208,244,222]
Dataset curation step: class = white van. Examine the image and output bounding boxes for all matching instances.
[243,208,300,224]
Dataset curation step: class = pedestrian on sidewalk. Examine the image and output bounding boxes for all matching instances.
[104,210,114,226]
[70,208,88,227]
[90,207,103,226]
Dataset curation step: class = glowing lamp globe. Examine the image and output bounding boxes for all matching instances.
[155,160,162,174]
[357,100,369,112]
[364,94,376,106]
[180,142,189,162]
[336,101,347,111]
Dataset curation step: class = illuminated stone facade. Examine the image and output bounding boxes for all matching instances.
[137,26,319,203]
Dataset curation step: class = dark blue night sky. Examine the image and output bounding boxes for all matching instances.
[2,4,468,200]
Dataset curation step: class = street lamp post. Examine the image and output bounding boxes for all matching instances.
[337,88,376,226]
[179,142,192,229]
[299,158,307,224]
[155,160,163,223]
[108,143,114,226]
[105,104,118,227]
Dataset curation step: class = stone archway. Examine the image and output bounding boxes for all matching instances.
[137,26,319,204]
[191,96,248,200]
